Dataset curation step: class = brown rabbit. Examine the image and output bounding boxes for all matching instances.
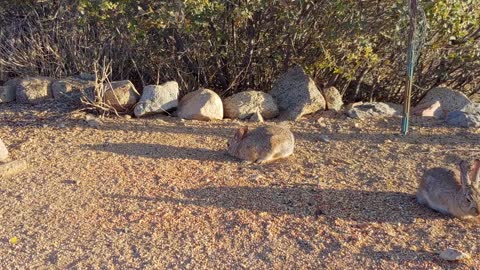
[416,159,480,219]
[227,125,294,164]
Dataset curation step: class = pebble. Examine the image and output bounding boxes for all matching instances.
[85,113,96,121]
[439,248,470,261]
[87,118,103,128]
[123,115,132,120]
[319,135,331,143]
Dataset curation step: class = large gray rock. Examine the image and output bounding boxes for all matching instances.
[347,102,403,119]
[0,138,8,162]
[412,100,443,118]
[104,80,140,112]
[177,88,223,121]
[446,111,480,128]
[459,103,480,114]
[269,66,325,120]
[134,81,179,117]
[16,77,54,104]
[416,87,471,118]
[2,78,20,103]
[52,77,96,104]
[249,111,264,122]
[322,86,343,111]
[0,86,15,103]
[223,90,279,120]
[77,72,96,81]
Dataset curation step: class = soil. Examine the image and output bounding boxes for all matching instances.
[0,102,479,269]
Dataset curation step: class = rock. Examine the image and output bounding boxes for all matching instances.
[51,77,95,104]
[0,159,28,178]
[347,102,403,119]
[0,85,15,103]
[269,66,325,120]
[104,80,140,112]
[77,72,96,81]
[322,86,343,111]
[87,118,103,128]
[416,87,471,117]
[134,81,179,117]
[223,90,279,120]
[177,88,223,121]
[412,100,443,118]
[16,77,54,104]
[319,135,331,143]
[459,103,480,114]
[445,111,480,128]
[249,111,264,122]
[439,248,470,261]
[85,113,97,121]
[0,138,8,162]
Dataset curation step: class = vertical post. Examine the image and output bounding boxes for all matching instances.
[401,0,417,135]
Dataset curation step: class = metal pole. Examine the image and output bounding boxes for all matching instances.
[401,0,417,135]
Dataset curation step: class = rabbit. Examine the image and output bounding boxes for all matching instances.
[416,159,480,219]
[227,125,294,164]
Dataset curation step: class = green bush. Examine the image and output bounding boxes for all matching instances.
[0,0,479,103]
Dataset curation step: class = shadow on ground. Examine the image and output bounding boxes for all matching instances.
[105,185,447,224]
[295,129,479,146]
[82,143,232,162]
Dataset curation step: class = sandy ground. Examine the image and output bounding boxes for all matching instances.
[0,102,479,269]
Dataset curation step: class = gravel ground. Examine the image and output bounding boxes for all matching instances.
[0,102,479,269]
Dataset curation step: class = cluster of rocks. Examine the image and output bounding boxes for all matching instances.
[0,66,344,122]
[412,87,480,128]
[345,87,480,128]
[1,66,478,128]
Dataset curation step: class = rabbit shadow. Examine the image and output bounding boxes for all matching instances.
[82,143,232,162]
[359,246,463,268]
[106,185,448,224]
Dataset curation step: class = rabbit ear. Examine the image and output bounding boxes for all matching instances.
[471,159,480,188]
[459,160,472,188]
[235,126,248,140]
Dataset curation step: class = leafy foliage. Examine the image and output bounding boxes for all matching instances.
[0,0,479,102]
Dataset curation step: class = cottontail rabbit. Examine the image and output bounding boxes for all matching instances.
[417,159,480,219]
[227,125,294,164]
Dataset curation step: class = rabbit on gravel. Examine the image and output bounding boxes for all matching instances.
[227,125,294,164]
[417,159,480,220]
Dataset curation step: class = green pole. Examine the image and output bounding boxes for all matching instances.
[401,0,417,135]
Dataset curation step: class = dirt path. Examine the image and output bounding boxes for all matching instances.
[0,103,479,269]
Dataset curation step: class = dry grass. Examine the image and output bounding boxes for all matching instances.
[0,102,479,269]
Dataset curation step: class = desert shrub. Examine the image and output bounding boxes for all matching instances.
[0,0,479,103]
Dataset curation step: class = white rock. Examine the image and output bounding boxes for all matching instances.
[416,87,471,117]
[269,66,325,120]
[177,88,223,121]
[134,81,179,117]
[104,80,140,112]
[223,90,278,120]
[16,77,54,104]
[51,77,95,104]
[322,86,343,111]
